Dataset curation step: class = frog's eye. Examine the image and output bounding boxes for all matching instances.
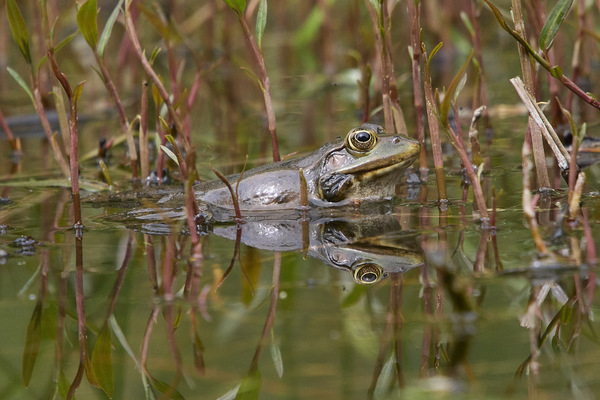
[353,263,383,284]
[346,128,378,152]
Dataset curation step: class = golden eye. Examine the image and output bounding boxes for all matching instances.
[346,128,378,152]
[353,263,383,284]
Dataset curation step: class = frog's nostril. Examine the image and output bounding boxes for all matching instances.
[392,137,401,144]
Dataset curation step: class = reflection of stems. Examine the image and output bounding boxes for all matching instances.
[67,235,89,399]
[106,233,134,318]
[369,273,404,395]
[250,252,281,369]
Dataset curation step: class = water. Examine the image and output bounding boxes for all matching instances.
[2,123,599,399]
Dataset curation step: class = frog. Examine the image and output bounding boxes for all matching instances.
[195,123,420,213]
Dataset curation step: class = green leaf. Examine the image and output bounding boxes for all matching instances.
[539,0,573,52]
[270,329,283,378]
[91,323,114,398]
[235,367,261,400]
[440,49,474,126]
[6,0,32,65]
[223,0,246,15]
[77,0,99,50]
[426,42,443,72]
[22,301,42,387]
[255,0,267,50]
[149,376,186,400]
[161,145,179,166]
[37,29,79,71]
[98,0,125,57]
[73,81,86,109]
[6,66,34,104]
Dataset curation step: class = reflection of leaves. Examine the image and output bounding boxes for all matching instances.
[149,375,186,400]
[22,301,42,387]
[57,367,70,398]
[372,354,396,399]
[341,285,367,308]
[235,367,261,400]
[270,328,283,378]
[91,323,114,398]
[241,247,261,305]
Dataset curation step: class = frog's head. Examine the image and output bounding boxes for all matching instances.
[317,124,420,203]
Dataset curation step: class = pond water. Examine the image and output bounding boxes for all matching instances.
[1,115,599,400]
[2,1,600,400]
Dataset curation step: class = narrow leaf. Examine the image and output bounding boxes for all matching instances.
[91,324,114,398]
[149,376,186,400]
[22,301,42,387]
[77,0,99,50]
[37,30,80,71]
[223,0,246,15]
[256,0,267,50]
[73,81,86,108]
[6,0,32,65]
[440,49,474,126]
[98,0,125,57]
[161,145,179,166]
[270,329,283,378]
[235,368,261,400]
[7,67,34,104]
[539,0,573,52]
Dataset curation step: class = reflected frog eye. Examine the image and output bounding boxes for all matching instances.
[353,263,383,284]
[346,128,378,153]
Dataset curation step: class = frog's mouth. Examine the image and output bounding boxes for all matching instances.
[337,139,420,177]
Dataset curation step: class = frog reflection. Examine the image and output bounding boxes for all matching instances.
[212,213,424,284]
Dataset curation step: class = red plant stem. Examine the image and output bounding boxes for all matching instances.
[249,252,281,369]
[67,235,88,399]
[407,0,427,172]
[238,14,280,162]
[93,51,138,179]
[0,107,18,151]
[124,1,185,139]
